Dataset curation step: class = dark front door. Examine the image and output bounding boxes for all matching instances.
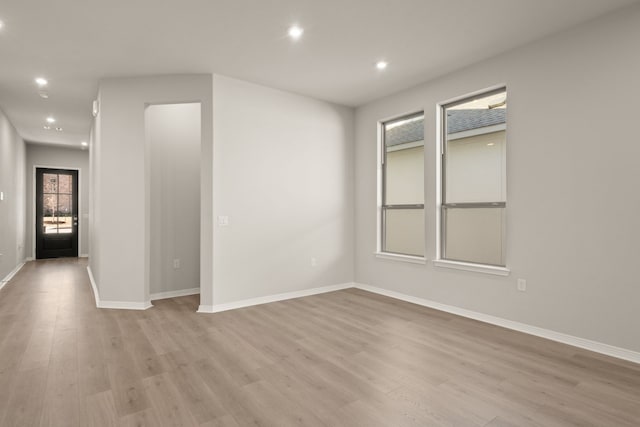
[36,168,79,259]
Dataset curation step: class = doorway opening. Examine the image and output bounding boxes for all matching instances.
[35,168,79,259]
[145,103,202,300]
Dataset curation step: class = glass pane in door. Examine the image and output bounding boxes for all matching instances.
[58,194,73,233]
[58,174,72,194]
[43,173,58,193]
[43,194,58,234]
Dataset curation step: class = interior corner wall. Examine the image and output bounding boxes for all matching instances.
[92,75,213,305]
[354,3,640,353]
[25,144,90,259]
[211,75,355,305]
[0,107,26,281]
[89,96,101,293]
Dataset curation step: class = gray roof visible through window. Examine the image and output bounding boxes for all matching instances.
[385,109,506,147]
[446,109,505,135]
[385,119,424,147]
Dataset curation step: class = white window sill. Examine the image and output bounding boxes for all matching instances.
[433,259,510,276]
[375,252,427,264]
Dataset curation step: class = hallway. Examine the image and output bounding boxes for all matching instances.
[0,258,207,426]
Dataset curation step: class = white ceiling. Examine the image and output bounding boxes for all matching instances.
[0,0,637,148]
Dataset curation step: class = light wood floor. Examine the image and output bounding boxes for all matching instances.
[1,259,639,426]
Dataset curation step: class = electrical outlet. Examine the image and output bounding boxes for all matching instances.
[517,278,526,292]
[218,215,229,226]
[173,259,180,269]
[311,257,317,267]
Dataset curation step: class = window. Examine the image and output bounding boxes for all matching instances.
[42,173,74,234]
[440,88,507,266]
[380,112,425,257]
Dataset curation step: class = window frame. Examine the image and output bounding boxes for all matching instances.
[437,86,508,269]
[379,111,425,258]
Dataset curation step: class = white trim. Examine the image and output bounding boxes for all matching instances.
[354,283,640,365]
[435,104,443,260]
[86,266,100,307]
[25,257,34,261]
[191,279,640,363]
[433,259,510,276]
[376,122,383,254]
[438,83,507,108]
[197,282,354,314]
[98,300,153,310]
[197,305,214,313]
[86,266,153,310]
[0,262,26,291]
[79,254,89,258]
[151,287,200,301]
[375,252,426,264]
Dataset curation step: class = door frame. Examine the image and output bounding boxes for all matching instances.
[32,165,83,259]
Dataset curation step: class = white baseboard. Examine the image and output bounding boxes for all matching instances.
[151,287,200,301]
[354,283,640,365]
[86,266,153,310]
[98,300,153,310]
[197,282,354,313]
[86,266,100,307]
[79,254,89,258]
[0,262,26,291]
[76,268,640,364]
[25,257,34,262]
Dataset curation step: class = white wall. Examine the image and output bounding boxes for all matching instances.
[25,144,90,258]
[91,75,213,306]
[147,103,201,296]
[0,107,26,281]
[355,4,640,353]
[211,75,354,305]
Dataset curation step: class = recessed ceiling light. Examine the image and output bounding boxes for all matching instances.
[35,77,48,86]
[376,61,388,70]
[288,25,304,40]
[55,127,63,132]
[81,141,88,146]
[46,116,55,123]
[43,125,51,130]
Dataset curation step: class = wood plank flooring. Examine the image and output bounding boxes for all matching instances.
[1,258,639,426]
